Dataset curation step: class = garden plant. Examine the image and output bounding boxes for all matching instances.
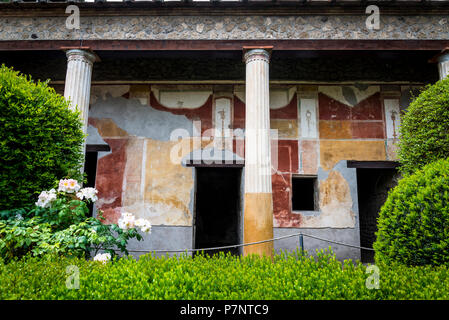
[0,178,151,262]
[374,158,449,266]
[398,77,449,175]
[0,65,84,210]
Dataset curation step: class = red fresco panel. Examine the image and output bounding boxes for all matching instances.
[270,94,298,120]
[351,121,385,139]
[318,93,351,120]
[351,92,383,120]
[233,95,246,130]
[272,173,301,228]
[233,139,245,159]
[95,138,127,224]
[274,140,299,173]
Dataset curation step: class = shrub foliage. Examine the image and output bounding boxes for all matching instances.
[0,184,143,261]
[374,158,449,266]
[0,65,84,210]
[0,251,448,300]
[398,78,449,175]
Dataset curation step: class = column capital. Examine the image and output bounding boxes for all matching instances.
[65,49,97,66]
[429,47,449,63]
[243,47,272,64]
[437,50,449,63]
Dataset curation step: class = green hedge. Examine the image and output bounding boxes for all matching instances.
[0,65,84,210]
[398,78,449,175]
[1,251,448,300]
[373,158,449,266]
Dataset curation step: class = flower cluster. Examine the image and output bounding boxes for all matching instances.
[36,179,99,208]
[35,189,57,208]
[58,179,81,194]
[135,218,152,233]
[118,212,152,234]
[76,187,98,202]
[93,252,111,264]
[118,212,135,230]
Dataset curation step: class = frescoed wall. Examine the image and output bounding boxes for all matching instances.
[87,84,411,231]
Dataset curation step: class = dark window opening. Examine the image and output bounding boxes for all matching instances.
[356,168,399,263]
[194,167,242,257]
[292,176,317,211]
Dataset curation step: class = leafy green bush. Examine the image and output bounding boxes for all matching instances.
[0,179,147,261]
[398,78,449,175]
[374,158,449,266]
[0,65,84,210]
[0,250,448,300]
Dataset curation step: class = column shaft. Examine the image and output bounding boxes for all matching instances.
[64,49,96,152]
[243,49,274,257]
[438,53,449,79]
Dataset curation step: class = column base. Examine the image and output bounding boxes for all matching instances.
[243,193,274,258]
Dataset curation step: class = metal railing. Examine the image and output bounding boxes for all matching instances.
[119,232,374,254]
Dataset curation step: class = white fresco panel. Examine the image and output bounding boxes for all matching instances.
[214,98,232,138]
[159,90,211,109]
[300,97,318,138]
[384,99,401,139]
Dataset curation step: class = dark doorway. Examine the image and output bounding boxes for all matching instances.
[83,151,99,217]
[194,167,242,256]
[83,144,110,216]
[84,152,98,189]
[356,168,399,263]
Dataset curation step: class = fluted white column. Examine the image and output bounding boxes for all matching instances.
[437,51,449,80]
[243,48,273,258]
[64,49,96,151]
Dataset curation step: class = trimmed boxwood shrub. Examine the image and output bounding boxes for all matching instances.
[374,158,449,266]
[0,65,84,210]
[398,78,449,175]
[1,251,448,300]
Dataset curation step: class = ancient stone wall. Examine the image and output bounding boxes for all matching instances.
[1,14,449,41]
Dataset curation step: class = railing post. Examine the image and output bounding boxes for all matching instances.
[299,234,304,255]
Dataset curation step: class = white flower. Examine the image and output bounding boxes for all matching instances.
[35,189,57,208]
[58,179,81,194]
[76,187,98,202]
[122,212,134,219]
[93,253,111,264]
[118,212,136,230]
[135,218,152,234]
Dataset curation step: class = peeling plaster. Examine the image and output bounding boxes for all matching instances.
[89,93,193,141]
[297,160,357,229]
[86,124,111,159]
[89,89,197,226]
